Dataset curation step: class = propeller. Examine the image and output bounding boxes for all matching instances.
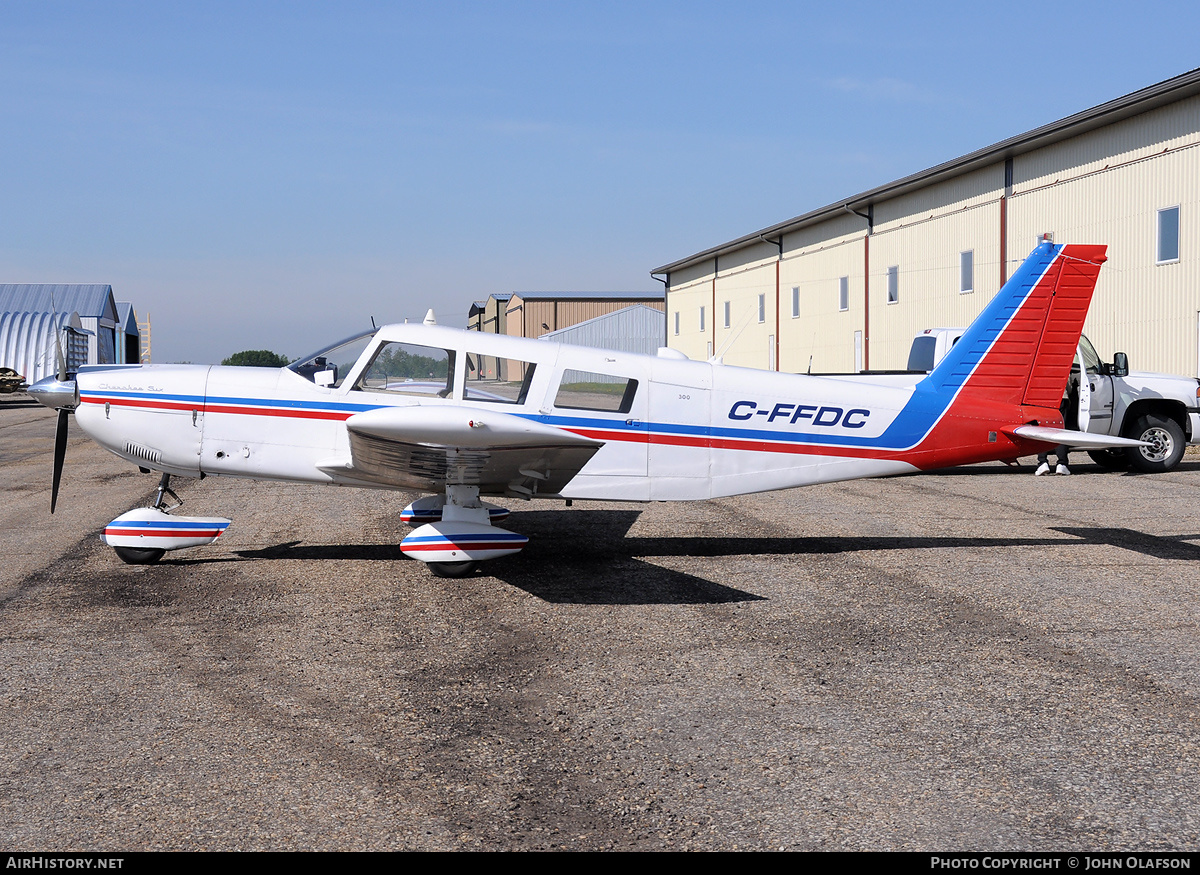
[50,320,69,514]
[28,314,79,514]
[51,408,68,514]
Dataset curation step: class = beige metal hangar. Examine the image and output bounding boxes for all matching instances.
[500,291,665,341]
[652,68,1200,378]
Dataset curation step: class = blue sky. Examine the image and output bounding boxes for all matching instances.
[2,1,1198,363]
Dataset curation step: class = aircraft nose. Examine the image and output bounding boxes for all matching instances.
[28,376,79,411]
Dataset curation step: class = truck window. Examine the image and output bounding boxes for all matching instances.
[907,336,937,371]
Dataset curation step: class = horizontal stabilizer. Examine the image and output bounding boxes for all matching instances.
[1006,425,1149,450]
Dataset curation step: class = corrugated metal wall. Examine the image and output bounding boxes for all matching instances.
[539,305,665,356]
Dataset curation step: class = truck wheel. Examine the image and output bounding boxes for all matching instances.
[1124,413,1185,473]
[1087,449,1129,470]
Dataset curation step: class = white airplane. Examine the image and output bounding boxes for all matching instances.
[29,241,1145,577]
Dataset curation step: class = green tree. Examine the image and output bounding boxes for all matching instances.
[222,349,289,368]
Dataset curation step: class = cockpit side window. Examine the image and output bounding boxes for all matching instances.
[353,342,457,398]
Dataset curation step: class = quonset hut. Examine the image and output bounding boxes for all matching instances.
[0,284,142,384]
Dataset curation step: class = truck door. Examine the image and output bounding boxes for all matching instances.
[1077,337,1114,435]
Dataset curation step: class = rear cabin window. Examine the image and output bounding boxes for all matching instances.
[354,342,456,398]
[464,358,537,405]
[554,369,638,413]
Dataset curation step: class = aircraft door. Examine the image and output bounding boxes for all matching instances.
[549,367,649,497]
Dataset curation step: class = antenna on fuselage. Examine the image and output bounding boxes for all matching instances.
[423,309,437,326]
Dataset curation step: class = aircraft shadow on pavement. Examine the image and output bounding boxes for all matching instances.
[0,396,41,409]
[217,511,1200,606]
[234,541,403,562]
[923,458,1200,476]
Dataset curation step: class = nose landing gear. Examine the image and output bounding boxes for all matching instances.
[103,473,232,565]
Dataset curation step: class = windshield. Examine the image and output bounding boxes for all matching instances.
[288,329,377,388]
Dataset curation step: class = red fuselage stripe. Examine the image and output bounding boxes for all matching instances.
[105,527,225,538]
[401,542,525,552]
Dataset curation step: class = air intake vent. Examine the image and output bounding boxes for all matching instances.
[124,442,162,465]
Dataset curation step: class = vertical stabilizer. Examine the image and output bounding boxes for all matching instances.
[923,242,1107,408]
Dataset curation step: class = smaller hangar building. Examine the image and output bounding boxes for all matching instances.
[468,290,664,382]
[0,284,143,384]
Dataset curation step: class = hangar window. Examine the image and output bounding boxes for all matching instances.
[1158,206,1180,264]
[554,369,638,414]
[791,287,800,318]
[839,276,849,312]
[757,294,765,323]
[354,341,456,398]
[960,250,974,294]
[699,306,706,332]
[887,266,899,304]
[673,311,680,336]
[463,358,536,405]
[723,301,731,328]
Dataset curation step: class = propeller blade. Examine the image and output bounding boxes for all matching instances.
[51,408,68,514]
[54,320,67,382]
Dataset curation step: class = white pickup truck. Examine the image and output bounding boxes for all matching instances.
[907,328,1200,472]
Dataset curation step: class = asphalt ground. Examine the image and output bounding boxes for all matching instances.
[2,398,1199,851]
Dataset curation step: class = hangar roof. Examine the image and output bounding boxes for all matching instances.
[652,67,1200,276]
[509,290,663,302]
[116,302,139,336]
[0,284,118,322]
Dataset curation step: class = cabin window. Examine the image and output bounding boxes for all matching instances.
[887,265,899,304]
[463,357,536,404]
[554,369,638,414]
[354,342,456,398]
[838,276,849,312]
[960,250,974,293]
[1158,206,1180,264]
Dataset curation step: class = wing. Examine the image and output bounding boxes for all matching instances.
[317,405,603,497]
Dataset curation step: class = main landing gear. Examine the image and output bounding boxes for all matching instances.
[399,485,526,578]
